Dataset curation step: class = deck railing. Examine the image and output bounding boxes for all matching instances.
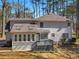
[32,39,53,51]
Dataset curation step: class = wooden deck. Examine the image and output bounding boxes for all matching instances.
[32,40,53,51]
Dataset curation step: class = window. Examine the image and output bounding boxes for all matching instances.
[40,33,48,39]
[30,22,36,24]
[68,23,70,26]
[40,22,43,28]
[23,34,26,41]
[62,33,69,38]
[15,35,17,41]
[19,34,21,41]
[32,34,35,41]
[28,34,30,41]
[51,33,55,37]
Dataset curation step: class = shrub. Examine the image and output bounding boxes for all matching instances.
[59,38,66,46]
[68,38,76,45]
[4,40,12,47]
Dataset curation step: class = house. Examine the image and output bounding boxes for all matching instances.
[6,13,72,51]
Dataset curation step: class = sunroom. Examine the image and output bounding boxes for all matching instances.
[10,26,49,42]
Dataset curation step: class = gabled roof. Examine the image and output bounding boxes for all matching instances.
[8,13,70,22]
[10,24,49,33]
[36,13,70,22]
[8,18,34,21]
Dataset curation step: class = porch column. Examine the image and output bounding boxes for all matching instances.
[26,34,27,41]
[30,34,31,41]
[34,34,37,41]
[21,34,23,41]
[17,34,19,41]
[35,34,37,41]
[12,34,15,41]
[68,27,72,39]
[36,33,40,41]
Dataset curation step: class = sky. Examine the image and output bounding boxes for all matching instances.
[0,0,75,17]
[0,0,75,9]
[0,0,33,10]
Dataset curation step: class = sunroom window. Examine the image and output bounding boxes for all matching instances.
[23,34,26,41]
[62,33,69,38]
[32,34,35,41]
[40,33,48,39]
[28,34,30,41]
[19,34,21,41]
[15,35,17,41]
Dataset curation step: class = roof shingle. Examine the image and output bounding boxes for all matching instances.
[10,24,49,33]
[36,13,70,22]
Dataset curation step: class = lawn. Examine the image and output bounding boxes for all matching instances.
[0,47,79,59]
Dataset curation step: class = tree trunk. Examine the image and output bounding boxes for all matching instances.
[17,0,20,18]
[52,0,54,13]
[39,4,40,17]
[76,0,79,37]
[24,0,26,18]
